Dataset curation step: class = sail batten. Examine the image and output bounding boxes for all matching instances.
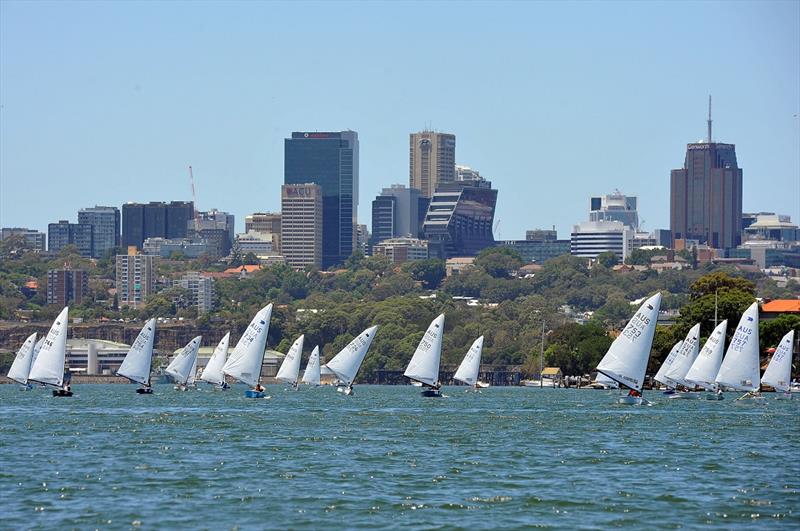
[200,332,230,386]
[761,330,793,392]
[117,318,156,386]
[28,307,70,387]
[404,314,446,388]
[276,335,305,386]
[222,304,273,388]
[715,303,760,392]
[596,293,661,392]
[454,336,484,386]
[325,326,379,386]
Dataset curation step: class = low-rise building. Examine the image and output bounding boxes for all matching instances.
[372,237,429,264]
[570,220,633,260]
[1,227,46,251]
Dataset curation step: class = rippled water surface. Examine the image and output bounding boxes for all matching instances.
[0,385,798,529]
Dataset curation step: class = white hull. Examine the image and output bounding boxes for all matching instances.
[618,395,643,405]
[668,391,701,400]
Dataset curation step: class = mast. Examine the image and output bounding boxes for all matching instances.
[540,320,545,388]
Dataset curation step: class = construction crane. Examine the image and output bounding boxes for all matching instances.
[189,165,200,232]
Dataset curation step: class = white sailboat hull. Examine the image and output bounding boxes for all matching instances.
[668,391,701,400]
[618,395,643,405]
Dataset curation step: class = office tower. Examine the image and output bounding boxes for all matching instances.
[187,209,235,257]
[410,131,456,198]
[284,131,358,268]
[245,212,282,252]
[281,184,323,269]
[670,98,743,249]
[115,248,156,308]
[370,185,421,248]
[589,191,639,230]
[46,268,89,306]
[78,205,120,258]
[175,272,215,314]
[570,220,633,260]
[372,237,429,264]
[47,220,93,257]
[422,179,497,258]
[0,227,46,251]
[122,201,194,249]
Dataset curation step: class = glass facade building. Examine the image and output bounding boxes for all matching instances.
[284,131,358,268]
[422,180,497,258]
[78,205,120,258]
[122,201,194,249]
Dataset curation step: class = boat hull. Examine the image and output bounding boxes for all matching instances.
[245,390,266,398]
[618,396,643,405]
[421,389,442,398]
[668,392,701,400]
[52,389,73,397]
[136,387,153,395]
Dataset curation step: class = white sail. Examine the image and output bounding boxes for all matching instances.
[28,307,69,387]
[684,320,728,391]
[325,325,379,386]
[404,314,446,387]
[302,345,321,386]
[30,337,45,368]
[276,335,305,385]
[716,302,760,392]
[165,336,202,385]
[761,330,794,392]
[454,336,484,386]
[7,333,38,385]
[594,371,619,388]
[222,304,273,387]
[664,323,702,388]
[653,340,683,389]
[596,293,661,391]
[117,318,157,386]
[187,354,198,386]
[200,332,230,385]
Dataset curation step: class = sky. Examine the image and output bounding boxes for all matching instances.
[1,0,798,239]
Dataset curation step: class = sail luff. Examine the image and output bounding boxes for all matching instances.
[276,335,305,385]
[28,307,69,387]
[117,318,156,385]
[761,330,794,392]
[200,332,230,385]
[454,336,484,386]
[404,314,446,387]
[7,333,38,385]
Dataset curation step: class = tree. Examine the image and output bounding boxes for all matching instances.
[760,314,800,355]
[243,252,259,266]
[402,259,446,289]
[596,251,619,268]
[474,247,524,279]
[690,271,755,300]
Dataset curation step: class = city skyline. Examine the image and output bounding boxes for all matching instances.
[1,2,798,239]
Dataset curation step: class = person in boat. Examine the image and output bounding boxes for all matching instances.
[254,384,264,392]
[628,389,641,397]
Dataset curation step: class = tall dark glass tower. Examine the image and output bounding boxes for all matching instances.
[670,99,743,250]
[284,131,359,268]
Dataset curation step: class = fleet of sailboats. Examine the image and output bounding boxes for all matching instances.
[117,318,157,394]
[404,314,445,397]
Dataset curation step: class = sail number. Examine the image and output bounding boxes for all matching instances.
[621,312,650,342]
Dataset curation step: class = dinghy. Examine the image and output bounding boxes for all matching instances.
[276,335,305,389]
[165,336,202,391]
[117,318,157,394]
[404,314,446,397]
[28,307,72,396]
[200,332,230,389]
[454,336,487,391]
[715,302,761,400]
[222,304,273,398]
[684,320,728,400]
[596,293,661,405]
[6,332,37,390]
[665,324,702,399]
[301,345,321,387]
[325,325,379,396]
[653,340,683,393]
[761,330,794,399]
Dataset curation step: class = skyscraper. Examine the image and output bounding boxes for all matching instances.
[670,99,743,249]
[122,201,194,249]
[281,184,323,269]
[48,220,93,256]
[410,131,456,198]
[284,131,358,268]
[589,191,639,230]
[116,249,156,308]
[370,185,421,248]
[78,205,120,258]
[187,209,236,257]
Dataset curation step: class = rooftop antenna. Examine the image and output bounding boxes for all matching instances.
[707,94,712,143]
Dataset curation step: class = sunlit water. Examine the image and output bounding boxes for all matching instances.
[0,385,798,529]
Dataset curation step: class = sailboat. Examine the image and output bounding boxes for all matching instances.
[117,318,157,394]
[653,340,683,393]
[762,330,795,399]
[665,323,702,399]
[165,336,202,391]
[301,346,321,387]
[684,320,728,400]
[454,336,488,391]
[596,292,662,405]
[222,304,273,398]
[404,314,446,397]
[276,335,305,389]
[28,307,72,397]
[325,325,379,396]
[715,302,761,400]
[6,332,38,389]
[200,332,230,389]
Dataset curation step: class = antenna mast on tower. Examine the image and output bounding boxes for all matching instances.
[707,95,713,143]
[189,165,200,232]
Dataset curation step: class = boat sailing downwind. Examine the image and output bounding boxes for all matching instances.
[325,325,379,396]
[596,293,662,405]
[117,318,157,394]
[222,304,273,398]
[404,314,446,397]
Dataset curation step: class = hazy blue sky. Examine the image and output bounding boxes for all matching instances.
[1,1,798,238]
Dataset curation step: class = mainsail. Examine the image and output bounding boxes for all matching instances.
[28,307,69,387]
[663,323,702,388]
[6,333,38,385]
[276,335,305,386]
[684,320,728,391]
[653,340,683,389]
[117,318,157,385]
[302,346,321,386]
[454,336,484,386]
[165,336,202,385]
[715,303,760,392]
[200,332,230,386]
[222,304,273,387]
[761,330,794,393]
[596,293,662,391]
[404,314,446,387]
[325,326,379,386]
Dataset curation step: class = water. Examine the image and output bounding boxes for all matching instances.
[1,385,798,529]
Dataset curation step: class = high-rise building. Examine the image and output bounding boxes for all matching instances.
[245,212,282,252]
[284,131,358,268]
[455,164,483,182]
[570,220,633,260]
[122,201,194,249]
[175,272,215,314]
[589,191,639,230]
[670,100,743,249]
[116,248,156,308]
[0,227,46,251]
[422,180,497,259]
[281,184,323,269]
[46,268,89,306]
[370,185,421,248]
[410,131,456,198]
[47,220,93,256]
[78,206,120,258]
[356,224,369,255]
[187,209,235,257]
